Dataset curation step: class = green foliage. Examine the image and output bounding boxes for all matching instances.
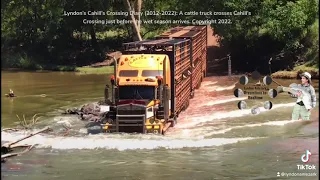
[302,19,319,67]
[1,0,319,74]
[197,0,318,73]
[1,52,38,69]
[1,0,66,46]
[202,0,318,50]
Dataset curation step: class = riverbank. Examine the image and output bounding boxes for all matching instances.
[75,64,319,79]
[2,63,318,79]
[75,66,114,74]
[2,66,76,72]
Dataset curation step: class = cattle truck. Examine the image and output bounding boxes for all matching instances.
[97,25,208,134]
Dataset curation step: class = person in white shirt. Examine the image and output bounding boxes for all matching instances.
[284,72,316,120]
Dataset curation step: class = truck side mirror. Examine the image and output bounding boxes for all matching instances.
[110,75,115,85]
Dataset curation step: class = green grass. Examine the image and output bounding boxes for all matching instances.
[293,63,318,72]
[75,66,115,74]
[271,62,319,79]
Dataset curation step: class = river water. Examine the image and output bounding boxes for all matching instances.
[1,71,319,180]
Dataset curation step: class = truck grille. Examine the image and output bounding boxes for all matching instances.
[117,104,146,115]
[116,104,146,133]
[118,110,145,115]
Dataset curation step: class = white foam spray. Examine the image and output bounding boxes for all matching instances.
[176,102,296,128]
[1,130,261,151]
[202,96,247,106]
[196,119,303,138]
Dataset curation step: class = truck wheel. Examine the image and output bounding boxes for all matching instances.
[185,100,190,109]
[196,81,201,89]
[190,91,195,99]
[170,120,176,127]
[170,116,177,127]
[161,130,165,135]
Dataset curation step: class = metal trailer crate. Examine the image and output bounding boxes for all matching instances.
[122,38,192,116]
[156,26,208,92]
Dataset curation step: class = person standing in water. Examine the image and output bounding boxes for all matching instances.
[279,72,316,120]
[8,89,15,97]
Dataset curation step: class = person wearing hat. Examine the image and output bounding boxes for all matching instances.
[5,89,16,97]
[278,72,316,120]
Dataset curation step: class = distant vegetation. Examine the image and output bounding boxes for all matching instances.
[1,0,318,78]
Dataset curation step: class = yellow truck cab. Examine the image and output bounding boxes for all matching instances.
[113,54,171,133]
[87,26,207,134]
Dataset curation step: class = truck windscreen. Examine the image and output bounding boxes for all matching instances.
[119,70,138,77]
[118,86,155,100]
[142,70,163,77]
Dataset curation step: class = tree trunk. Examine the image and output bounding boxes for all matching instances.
[123,0,142,41]
[88,2,101,54]
[135,0,142,32]
[89,25,98,50]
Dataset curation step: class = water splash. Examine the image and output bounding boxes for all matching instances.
[202,97,247,106]
[211,83,237,91]
[200,81,218,87]
[198,120,303,138]
[177,102,296,128]
[199,83,236,92]
[0,79,298,151]
[1,131,261,151]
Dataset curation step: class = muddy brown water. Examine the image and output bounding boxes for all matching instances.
[1,71,319,180]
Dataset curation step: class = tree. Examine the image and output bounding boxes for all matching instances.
[122,0,142,41]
